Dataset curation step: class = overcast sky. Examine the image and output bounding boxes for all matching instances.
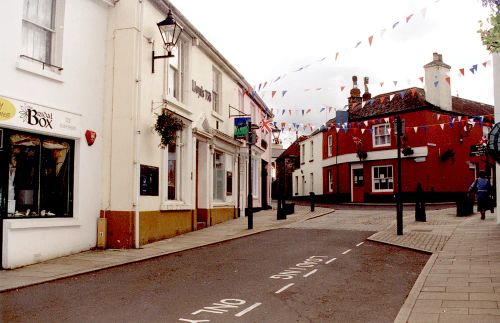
[170,0,494,147]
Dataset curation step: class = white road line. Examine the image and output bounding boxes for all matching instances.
[356,242,365,247]
[342,249,352,255]
[234,303,262,317]
[325,258,337,264]
[303,269,318,278]
[275,283,295,294]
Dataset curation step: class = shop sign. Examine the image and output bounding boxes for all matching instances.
[191,80,212,102]
[0,96,81,138]
[234,117,251,139]
[0,97,16,121]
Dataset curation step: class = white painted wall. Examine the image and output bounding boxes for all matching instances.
[293,132,323,196]
[0,0,108,268]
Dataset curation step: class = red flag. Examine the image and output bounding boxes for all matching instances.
[271,91,277,98]
[459,68,465,76]
[418,77,424,83]
[368,35,374,46]
[380,97,386,104]
[445,77,451,85]
[340,86,346,92]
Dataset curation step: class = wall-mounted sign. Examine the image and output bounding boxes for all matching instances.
[0,97,16,121]
[234,117,251,139]
[192,80,212,102]
[140,165,159,196]
[0,96,81,138]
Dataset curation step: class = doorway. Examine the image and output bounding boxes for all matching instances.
[261,160,270,209]
[351,164,364,203]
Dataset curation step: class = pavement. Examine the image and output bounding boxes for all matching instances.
[2,203,500,323]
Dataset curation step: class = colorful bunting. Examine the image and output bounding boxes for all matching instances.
[393,21,400,29]
[406,14,413,23]
[368,35,374,46]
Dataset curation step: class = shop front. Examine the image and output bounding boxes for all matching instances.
[0,96,86,269]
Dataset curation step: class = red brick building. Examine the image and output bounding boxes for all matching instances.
[318,53,494,202]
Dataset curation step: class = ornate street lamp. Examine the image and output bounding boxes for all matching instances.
[152,10,183,73]
[272,127,281,144]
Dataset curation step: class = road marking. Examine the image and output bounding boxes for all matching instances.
[275,283,295,294]
[303,269,318,278]
[356,242,364,247]
[234,303,262,317]
[342,249,352,255]
[325,258,337,264]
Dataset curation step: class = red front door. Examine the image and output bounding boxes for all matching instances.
[352,165,364,202]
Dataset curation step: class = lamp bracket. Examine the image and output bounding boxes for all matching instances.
[229,105,250,118]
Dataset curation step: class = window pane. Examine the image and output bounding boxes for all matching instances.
[40,139,70,216]
[214,152,224,201]
[168,65,179,99]
[167,143,176,200]
[8,134,41,217]
[22,21,52,63]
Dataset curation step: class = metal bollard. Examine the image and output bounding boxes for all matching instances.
[310,192,315,212]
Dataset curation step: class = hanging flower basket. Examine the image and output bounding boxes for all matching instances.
[440,148,455,161]
[154,111,184,148]
[402,147,414,156]
[357,150,368,160]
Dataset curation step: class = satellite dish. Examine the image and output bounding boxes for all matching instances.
[487,123,500,162]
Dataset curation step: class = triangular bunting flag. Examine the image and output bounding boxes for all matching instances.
[390,94,395,101]
[414,127,418,133]
[384,117,390,123]
[470,64,478,74]
[483,60,490,68]
[282,90,287,97]
[445,77,451,85]
[335,52,339,61]
[302,110,304,116]
[437,114,441,120]
[419,77,424,83]
[411,88,417,97]
[362,101,367,108]
[272,91,277,98]
[329,107,333,113]
[400,91,406,99]
[406,14,413,23]
[355,41,362,48]
[380,97,386,104]
[318,57,327,62]
[380,81,384,87]
[361,129,366,134]
[364,121,369,127]
[457,116,462,122]
[282,110,285,115]
[459,68,465,76]
[289,110,292,116]
[368,35,374,46]
[393,21,400,29]
[440,124,445,130]
[340,86,346,92]
[434,81,439,87]
[393,81,398,86]
[306,109,311,114]
[263,82,268,89]
[258,83,262,91]
[320,108,325,112]
[388,128,392,135]
[274,76,281,82]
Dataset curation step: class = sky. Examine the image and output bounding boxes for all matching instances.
[170,0,494,147]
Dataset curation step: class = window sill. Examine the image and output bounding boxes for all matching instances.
[211,110,224,122]
[212,202,235,208]
[372,144,391,149]
[17,58,63,83]
[160,203,193,211]
[5,217,80,230]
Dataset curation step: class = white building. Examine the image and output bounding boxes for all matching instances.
[102,0,272,248]
[292,131,323,196]
[0,0,109,268]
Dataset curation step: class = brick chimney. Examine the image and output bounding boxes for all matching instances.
[362,76,371,101]
[424,52,451,111]
[348,76,362,111]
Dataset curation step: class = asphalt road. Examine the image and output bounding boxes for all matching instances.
[0,227,429,323]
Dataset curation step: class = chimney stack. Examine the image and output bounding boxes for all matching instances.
[348,76,362,111]
[424,52,452,111]
[362,76,371,101]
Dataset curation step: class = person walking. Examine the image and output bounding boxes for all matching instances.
[469,170,492,220]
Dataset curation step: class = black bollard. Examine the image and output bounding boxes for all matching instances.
[415,183,426,222]
[310,192,315,212]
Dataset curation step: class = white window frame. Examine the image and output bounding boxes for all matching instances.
[167,41,186,102]
[212,67,222,114]
[252,157,259,198]
[327,135,333,157]
[295,176,299,195]
[310,140,314,160]
[238,89,244,111]
[371,165,394,192]
[372,123,391,147]
[21,0,65,70]
[163,130,184,203]
[301,144,305,163]
[328,170,333,192]
[213,151,226,202]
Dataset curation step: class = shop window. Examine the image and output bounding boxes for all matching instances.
[6,131,73,218]
[328,170,333,192]
[372,165,393,192]
[167,142,177,200]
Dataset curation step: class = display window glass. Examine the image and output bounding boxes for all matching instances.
[2,130,73,218]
